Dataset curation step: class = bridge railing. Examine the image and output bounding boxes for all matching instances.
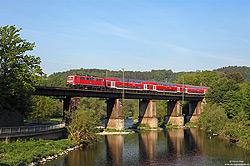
[0,122,65,135]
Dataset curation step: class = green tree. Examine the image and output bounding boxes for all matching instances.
[198,104,228,134]
[222,90,243,118]
[123,99,138,119]
[28,96,63,120]
[176,71,218,87]
[156,100,168,126]
[206,78,240,105]
[220,72,245,83]
[80,97,106,119]
[66,108,100,145]
[243,83,250,118]
[0,25,42,115]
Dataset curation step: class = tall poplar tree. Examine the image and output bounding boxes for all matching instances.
[0,25,43,116]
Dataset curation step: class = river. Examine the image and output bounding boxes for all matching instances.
[45,127,250,166]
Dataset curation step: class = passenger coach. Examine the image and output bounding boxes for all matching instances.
[66,75,209,95]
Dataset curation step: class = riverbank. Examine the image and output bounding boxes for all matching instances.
[198,105,250,151]
[0,138,76,166]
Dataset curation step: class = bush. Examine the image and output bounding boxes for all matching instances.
[198,104,250,150]
[66,108,100,145]
[198,104,228,134]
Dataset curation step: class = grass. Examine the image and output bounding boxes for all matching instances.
[49,118,63,121]
[103,129,132,132]
[0,138,75,166]
[184,122,198,127]
[135,123,161,130]
[165,123,180,128]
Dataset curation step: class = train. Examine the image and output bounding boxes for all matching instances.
[66,75,209,95]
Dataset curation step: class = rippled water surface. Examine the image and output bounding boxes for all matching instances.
[45,128,250,166]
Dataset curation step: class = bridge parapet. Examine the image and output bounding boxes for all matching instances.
[0,122,65,139]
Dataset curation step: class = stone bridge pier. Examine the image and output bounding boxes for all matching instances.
[165,100,184,126]
[63,97,205,129]
[105,98,125,130]
[63,97,80,122]
[138,99,158,128]
[185,99,205,123]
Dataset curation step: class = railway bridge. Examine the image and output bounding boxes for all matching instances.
[34,85,206,130]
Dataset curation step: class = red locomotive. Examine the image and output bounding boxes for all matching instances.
[67,75,209,95]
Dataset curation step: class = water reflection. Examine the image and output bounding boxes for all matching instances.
[45,128,250,166]
[139,131,158,163]
[167,129,184,155]
[106,135,124,165]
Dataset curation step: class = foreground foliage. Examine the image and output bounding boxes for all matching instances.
[28,96,63,120]
[0,139,75,166]
[0,25,42,115]
[66,107,100,145]
[198,104,250,150]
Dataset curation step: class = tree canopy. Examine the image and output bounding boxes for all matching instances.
[0,25,43,115]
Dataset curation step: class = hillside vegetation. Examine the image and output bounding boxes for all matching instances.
[215,66,250,82]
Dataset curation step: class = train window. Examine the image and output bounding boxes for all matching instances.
[75,77,77,79]
[67,76,74,79]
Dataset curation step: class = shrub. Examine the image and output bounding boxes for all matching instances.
[66,108,100,145]
[198,104,228,134]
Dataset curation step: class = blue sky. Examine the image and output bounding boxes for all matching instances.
[1,0,250,75]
